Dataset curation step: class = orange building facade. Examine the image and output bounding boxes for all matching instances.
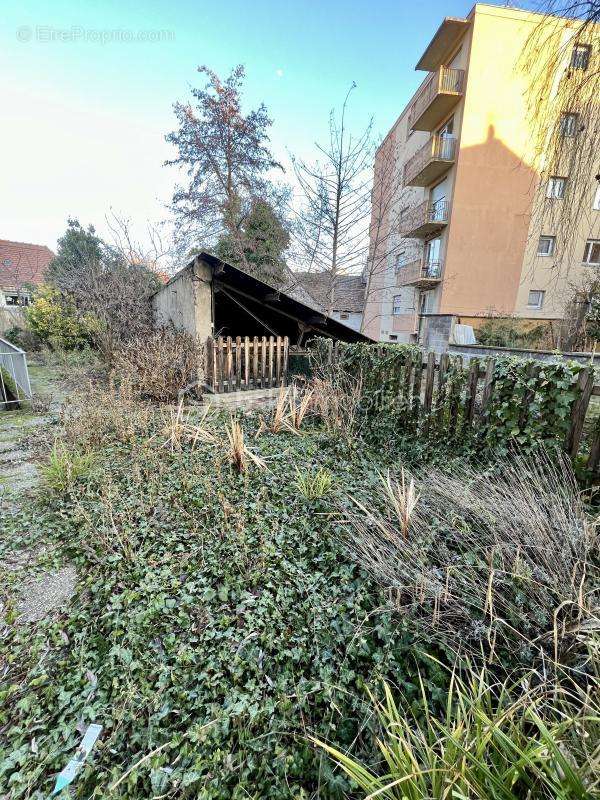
[363,4,600,344]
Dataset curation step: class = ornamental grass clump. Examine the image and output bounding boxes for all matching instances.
[342,448,599,670]
[314,664,600,800]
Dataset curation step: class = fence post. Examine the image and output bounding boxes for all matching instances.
[226,336,233,392]
[283,336,289,386]
[261,337,267,389]
[565,367,594,458]
[217,337,225,393]
[206,337,214,391]
[253,336,259,389]
[235,336,242,391]
[268,337,275,388]
[464,358,479,427]
[480,358,496,418]
[244,337,250,390]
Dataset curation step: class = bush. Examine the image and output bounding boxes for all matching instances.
[316,664,600,799]
[476,316,546,349]
[3,325,41,352]
[111,328,204,402]
[26,285,99,351]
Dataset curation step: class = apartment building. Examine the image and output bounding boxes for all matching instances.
[363,3,600,345]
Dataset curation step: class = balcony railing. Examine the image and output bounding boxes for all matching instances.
[407,67,464,132]
[403,135,457,187]
[399,199,450,239]
[397,258,443,288]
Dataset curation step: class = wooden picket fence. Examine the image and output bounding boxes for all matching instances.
[206,336,289,393]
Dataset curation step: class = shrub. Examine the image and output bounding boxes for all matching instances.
[60,381,154,449]
[315,665,600,799]
[41,441,95,494]
[342,449,598,671]
[3,325,41,352]
[26,285,99,351]
[111,328,204,402]
[476,316,546,349]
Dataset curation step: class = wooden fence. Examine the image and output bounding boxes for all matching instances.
[328,343,600,474]
[206,336,289,393]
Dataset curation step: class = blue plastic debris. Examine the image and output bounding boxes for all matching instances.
[50,724,102,796]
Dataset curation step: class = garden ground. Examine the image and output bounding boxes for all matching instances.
[0,348,598,800]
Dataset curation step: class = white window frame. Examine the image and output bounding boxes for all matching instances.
[537,235,556,256]
[559,112,578,137]
[593,185,600,211]
[527,290,545,309]
[583,239,600,265]
[392,295,403,315]
[571,44,591,70]
[546,176,567,199]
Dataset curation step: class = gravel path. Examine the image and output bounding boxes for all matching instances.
[0,361,76,624]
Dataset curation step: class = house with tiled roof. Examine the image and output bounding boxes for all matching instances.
[0,239,54,307]
[293,271,366,332]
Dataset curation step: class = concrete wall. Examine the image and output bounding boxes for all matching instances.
[420,314,456,354]
[448,342,600,366]
[152,257,213,340]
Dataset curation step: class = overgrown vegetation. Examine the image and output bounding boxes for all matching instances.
[2,345,598,799]
[475,316,547,349]
[316,664,600,799]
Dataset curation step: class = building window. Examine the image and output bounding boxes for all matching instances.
[394,251,407,273]
[583,239,600,265]
[559,112,579,137]
[571,44,591,70]
[339,312,349,319]
[2,258,12,268]
[389,334,398,341]
[593,185,600,210]
[393,295,403,315]
[527,290,545,309]
[537,235,556,256]
[4,293,19,306]
[546,176,567,199]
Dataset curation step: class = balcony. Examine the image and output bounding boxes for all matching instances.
[404,135,457,187]
[399,199,450,239]
[407,67,464,132]
[397,259,443,289]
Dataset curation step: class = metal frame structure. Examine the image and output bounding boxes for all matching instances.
[0,336,32,407]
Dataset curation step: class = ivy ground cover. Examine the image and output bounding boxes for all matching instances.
[0,411,445,799]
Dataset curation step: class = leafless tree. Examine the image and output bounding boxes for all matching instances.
[291,85,374,315]
[105,209,175,278]
[522,1,600,273]
[165,65,285,268]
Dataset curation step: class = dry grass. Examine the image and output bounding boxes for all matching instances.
[226,418,266,473]
[309,372,363,438]
[111,328,204,403]
[60,379,154,450]
[155,400,218,451]
[257,384,314,436]
[343,449,599,670]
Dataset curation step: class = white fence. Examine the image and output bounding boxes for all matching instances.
[0,336,31,407]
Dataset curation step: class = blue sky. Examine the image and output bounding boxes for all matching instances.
[2,0,505,251]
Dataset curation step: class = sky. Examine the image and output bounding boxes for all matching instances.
[1,0,511,254]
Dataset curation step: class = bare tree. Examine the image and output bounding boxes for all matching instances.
[522,2,600,272]
[291,85,374,315]
[105,210,174,277]
[165,65,284,268]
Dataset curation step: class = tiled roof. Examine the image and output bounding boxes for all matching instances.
[294,271,366,314]
[0,239,55,290]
